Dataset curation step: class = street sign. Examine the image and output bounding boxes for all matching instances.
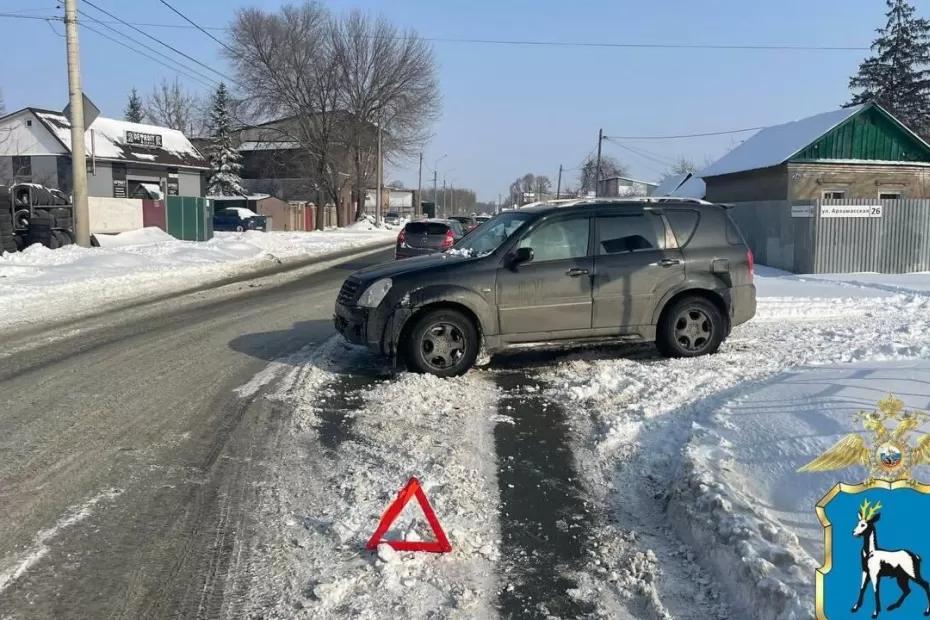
[63,93,100,127]
[821,204,882,218]
[791,204,814,218]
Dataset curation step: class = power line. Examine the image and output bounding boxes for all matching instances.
[604,127,765,140]
[0,14,870,52]
[155,0,235,54]
[606,140,677,167]
[79,22,218,90]
[81,0,238,85]
[77,8,221,88]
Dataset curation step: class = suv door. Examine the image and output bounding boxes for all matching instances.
[592,210,684,331]
[496,214,593,338]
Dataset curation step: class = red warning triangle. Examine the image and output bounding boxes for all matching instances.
[366,477,452,553]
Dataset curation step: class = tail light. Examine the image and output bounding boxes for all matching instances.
[747,248,754,280]
[441,229,455,250]
[397,228,406,246]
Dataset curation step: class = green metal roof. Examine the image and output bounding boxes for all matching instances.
[791,104,930,164]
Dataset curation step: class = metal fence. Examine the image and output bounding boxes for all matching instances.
[727,199,930,274]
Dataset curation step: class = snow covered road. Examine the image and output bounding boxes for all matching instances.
[187,263,927,620]
[5,253,930,619]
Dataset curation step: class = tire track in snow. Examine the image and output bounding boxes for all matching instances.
[493,371,598,619]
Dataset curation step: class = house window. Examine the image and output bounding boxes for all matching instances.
[11,155,31,180]
[878,192,902,200]
[822,190,846,200]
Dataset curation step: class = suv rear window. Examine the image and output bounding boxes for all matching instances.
[596,213,664,254]
[663,209,700,247]
[405,222,449,235]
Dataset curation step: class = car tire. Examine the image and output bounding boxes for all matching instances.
[404,308,479,377]
[656,296,725,358]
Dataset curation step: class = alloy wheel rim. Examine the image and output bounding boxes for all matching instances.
[421,322,466,370]
[674,307,712,352]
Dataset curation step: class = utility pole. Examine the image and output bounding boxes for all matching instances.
[432,169,438,217]
[375,119,383,224]
[64,0,90,247]
[450,181,454,214]
[556,164,563,199]
[416,152,423,218]
[442,179,446,216]
[497,193,501,214]
[594,128,603,198]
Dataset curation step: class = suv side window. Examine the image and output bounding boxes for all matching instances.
[596,213,665,255]
[663,209,700,247]
[518,217,590,262]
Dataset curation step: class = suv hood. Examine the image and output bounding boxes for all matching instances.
[352,253,479,281]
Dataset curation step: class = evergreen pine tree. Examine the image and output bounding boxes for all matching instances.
[125,87,145,123]
[206,83,244,196]
[848,0,930,137]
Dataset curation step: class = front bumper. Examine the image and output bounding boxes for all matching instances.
[334,301,410,357]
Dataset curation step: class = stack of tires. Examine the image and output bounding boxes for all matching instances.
[5,184,75,251]
[1,186,16,254]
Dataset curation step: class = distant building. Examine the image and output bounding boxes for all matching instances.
[0,107,207,197]
[598,175,657,198]
[701,102,930,202]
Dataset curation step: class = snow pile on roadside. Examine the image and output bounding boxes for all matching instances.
[672,360,930,620]
[0,226,394,330]
[539,270,930,619]
[246,338,501,619]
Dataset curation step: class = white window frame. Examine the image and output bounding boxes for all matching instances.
[821,189,846,200]
[877,191,902,200]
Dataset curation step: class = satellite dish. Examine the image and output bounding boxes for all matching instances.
[63,93,100,128]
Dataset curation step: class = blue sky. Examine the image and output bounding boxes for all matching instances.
[2,0,894,201]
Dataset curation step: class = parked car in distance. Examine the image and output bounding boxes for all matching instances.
[214,207,267,232]
[449,215,477,231]
[335,198,756,377]
[394,219,465,259]
[384,211,402,226]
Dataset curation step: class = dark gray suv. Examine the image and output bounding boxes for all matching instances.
[334,199,756,377]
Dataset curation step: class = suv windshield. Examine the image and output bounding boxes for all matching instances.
[452,211,533,256]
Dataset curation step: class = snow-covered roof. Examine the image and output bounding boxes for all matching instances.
[238,141,301,151]
[653,173,689,196]
[30,108,208,170]
[210,193,271,201]
[603,175,659,187]
[700,104,866,178]
[673,175,706,199]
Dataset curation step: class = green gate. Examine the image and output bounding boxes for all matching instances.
[166,196,213,241]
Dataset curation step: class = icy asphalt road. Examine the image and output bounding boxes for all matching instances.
[0,247,395,619]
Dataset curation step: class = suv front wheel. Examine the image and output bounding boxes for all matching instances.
[656,296,725,358]
[404,308,479,377]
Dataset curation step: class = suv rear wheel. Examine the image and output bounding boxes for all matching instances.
[656,296,725,358]
[405,308,478,377]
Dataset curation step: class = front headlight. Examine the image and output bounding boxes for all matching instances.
[357,278,392,308]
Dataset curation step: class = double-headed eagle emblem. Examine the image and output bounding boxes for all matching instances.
[799,395,930,482]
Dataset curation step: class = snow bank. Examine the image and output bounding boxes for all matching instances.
[243,339,501,618]
[0,227,395,330]
[539,268,930,618]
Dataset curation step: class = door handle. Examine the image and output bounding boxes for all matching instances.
[656,258,681,267]
[566,267,590,277]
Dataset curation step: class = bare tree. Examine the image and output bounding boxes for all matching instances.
[0,88,5,115]
[663,156,698,180]
[331,10,439,218]
[228,2,351,227]
[147,78,201,133]
[579,154,626,194]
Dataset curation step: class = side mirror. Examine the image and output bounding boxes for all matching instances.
[510,246,534,269]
